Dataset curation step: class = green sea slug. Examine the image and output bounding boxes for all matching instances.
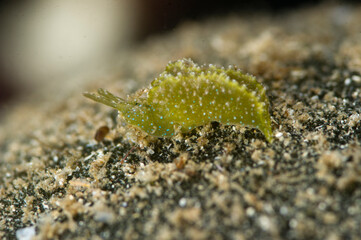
[84,59,273,142]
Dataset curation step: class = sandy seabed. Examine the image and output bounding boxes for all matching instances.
[1,3,361,240]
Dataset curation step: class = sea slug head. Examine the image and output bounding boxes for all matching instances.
[120,102,176,137]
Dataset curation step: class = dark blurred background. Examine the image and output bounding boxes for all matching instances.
[0,0,350,113]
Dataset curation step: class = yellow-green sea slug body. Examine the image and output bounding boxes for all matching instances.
[84,59,273,142]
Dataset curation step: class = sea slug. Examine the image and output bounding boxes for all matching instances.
[84,59,273,142]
